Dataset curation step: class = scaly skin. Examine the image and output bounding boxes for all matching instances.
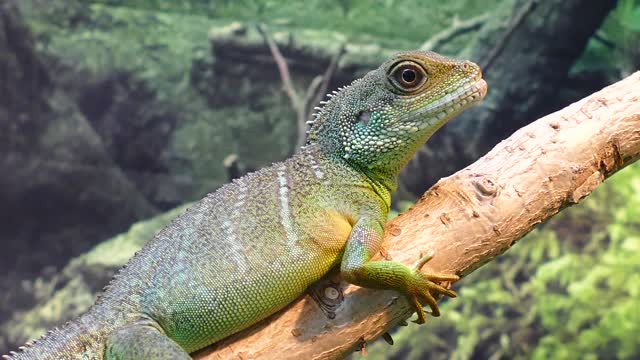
[4,50,487,359]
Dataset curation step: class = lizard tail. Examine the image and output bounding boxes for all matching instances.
[2,312,107,360]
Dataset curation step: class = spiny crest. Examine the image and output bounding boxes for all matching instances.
[302,83,354,148]
[93,261,129,306]
[3,322,65,359]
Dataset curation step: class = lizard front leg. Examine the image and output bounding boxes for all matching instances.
[340,218,459,324]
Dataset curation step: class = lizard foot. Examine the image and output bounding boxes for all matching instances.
[407,250,459,324]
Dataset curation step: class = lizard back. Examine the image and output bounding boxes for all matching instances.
[96,146,385,353]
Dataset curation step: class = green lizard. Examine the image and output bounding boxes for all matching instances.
[5,50,487,359]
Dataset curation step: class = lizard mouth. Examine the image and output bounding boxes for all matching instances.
[390,78,487,131]
[425,79,486,119]
[475,79,488,98]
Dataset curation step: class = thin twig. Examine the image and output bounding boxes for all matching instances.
[420,14,489,52]
[256,24,303,111]
[297,44,346,150]
[307,43,346,120]
[257,23,346,153]
[593,31,618,50]
[303,75,324,113]
[257,24,307,155]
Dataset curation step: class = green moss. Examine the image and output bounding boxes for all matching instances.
[83,204,191,267]
[82,0,500,49]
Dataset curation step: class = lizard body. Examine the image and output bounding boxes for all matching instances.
[5,50,487,359]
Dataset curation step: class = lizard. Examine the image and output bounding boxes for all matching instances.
[4,50,487,359]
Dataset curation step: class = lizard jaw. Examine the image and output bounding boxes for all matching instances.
[418,78,487,130]
[390,78,487,134]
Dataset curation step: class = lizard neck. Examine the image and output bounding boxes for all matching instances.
[344,159,396,208]
[300,145,394,210]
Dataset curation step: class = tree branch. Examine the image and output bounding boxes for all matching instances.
[194,73,640,359]
[420,14,489,52]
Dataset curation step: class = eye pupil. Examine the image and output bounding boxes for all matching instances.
[389,62,426,91]
[402,69,416,83]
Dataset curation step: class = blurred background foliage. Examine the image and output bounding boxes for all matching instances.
[1,0,639,358]
[575,0,640,78]
[82,0,496,48]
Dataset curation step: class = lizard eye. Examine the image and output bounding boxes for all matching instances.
[388,61,427,92]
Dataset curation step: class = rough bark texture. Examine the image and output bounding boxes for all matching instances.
[400,0,618,195]
[194,73,640,360]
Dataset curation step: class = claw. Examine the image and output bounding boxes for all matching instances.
[411,250,435,271]
[409,296,427,324]
[423,280,457,298]
[406,249,460,324]
[418,289,439,316]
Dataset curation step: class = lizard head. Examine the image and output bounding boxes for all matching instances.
[306,50,487,190]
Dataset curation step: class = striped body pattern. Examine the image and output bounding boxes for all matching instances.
[5,51,486,359]
[138,148,386,352]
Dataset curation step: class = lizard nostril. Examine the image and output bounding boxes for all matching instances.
[461,61,482,80]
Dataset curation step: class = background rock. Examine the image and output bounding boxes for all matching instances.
[0,1,157,324]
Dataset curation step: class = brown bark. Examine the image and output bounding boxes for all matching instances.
[194,72,640,360]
